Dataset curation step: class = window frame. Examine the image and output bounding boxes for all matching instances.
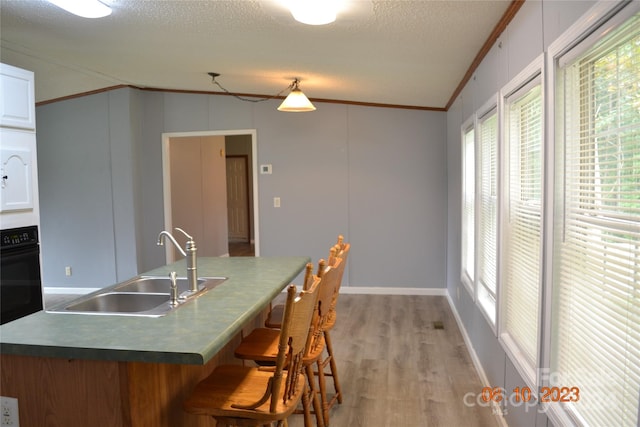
[461,117,476,299]
[497,54,546,390]
[544,1,640,425]
[475,96,500,331]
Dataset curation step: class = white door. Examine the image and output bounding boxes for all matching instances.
[169,135,228,257]
[226,156,249,242]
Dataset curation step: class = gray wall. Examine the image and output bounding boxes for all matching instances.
[446,1,597,426]
[38,89,141,287]
[37,89,447,290]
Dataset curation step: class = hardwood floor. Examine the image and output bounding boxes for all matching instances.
[228,241,255,257]
[285,294,500,427]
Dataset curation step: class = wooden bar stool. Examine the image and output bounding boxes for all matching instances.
[321,236,349,410]
[183,279,320,427]
[235,259,341,426]
[264,236,350,425]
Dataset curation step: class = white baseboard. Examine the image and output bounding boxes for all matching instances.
[43,287,99,295]
[446,293,508,427]
[339,286,447,296]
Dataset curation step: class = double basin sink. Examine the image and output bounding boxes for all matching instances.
[47,275,227,317]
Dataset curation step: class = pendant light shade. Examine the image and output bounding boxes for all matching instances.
[278,79,316,112]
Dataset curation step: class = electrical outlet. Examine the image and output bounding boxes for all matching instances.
[1,396,19,427]
[65,266,72,277]
[273,197,281,208]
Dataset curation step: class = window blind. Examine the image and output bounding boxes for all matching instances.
[502,80,543,374]
[477,111,498,323]
[552,12,640,427]
[462,127,475,289]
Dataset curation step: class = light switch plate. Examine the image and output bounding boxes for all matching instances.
[260,164,272,174]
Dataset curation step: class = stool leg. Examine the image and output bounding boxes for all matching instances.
[316,358,330,426]
[305,364,325,427]
[323,330,342,404]
[300,380,313,427]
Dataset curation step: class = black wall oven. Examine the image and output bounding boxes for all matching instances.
[1,225,43,324]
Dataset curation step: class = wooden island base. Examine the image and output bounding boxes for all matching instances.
[0,312,266,427]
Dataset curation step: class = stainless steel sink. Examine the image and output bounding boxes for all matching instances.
[62,292,171,316]
[47,275,227,317]
[115,275,226,294]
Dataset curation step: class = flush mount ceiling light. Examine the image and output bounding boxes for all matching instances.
[208,73,316,113]
[287,0,342,25]
[278,79,316,112]
[47,0,111,18]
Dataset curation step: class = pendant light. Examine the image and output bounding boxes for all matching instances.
[208,73,316,112]
[278,79,316,112]
[288,0,341,25]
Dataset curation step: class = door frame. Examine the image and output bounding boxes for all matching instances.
[161,129,260,262]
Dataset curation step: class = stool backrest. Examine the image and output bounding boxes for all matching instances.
[271,266,321,411]
[328,235,350,315]
[305,259,341,355]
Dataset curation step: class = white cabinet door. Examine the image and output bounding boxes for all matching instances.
[1,148,32,212]
[0,63,36,130]
[0,130,34,212]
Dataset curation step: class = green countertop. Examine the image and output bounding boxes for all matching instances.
[0,257,309,365]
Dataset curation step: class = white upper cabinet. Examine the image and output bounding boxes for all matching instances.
[0,64,39,229]
[0,63,36,130]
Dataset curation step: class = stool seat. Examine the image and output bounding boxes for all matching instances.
[236,328,326,364]
[264,304,285,329]
[184,364,304,421]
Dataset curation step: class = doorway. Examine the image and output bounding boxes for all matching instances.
[226,154,255,256]
[161,129,259,262]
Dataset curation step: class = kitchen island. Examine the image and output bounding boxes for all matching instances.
[0,256,309,427]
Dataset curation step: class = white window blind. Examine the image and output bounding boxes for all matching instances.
[477,110,498,323]
[552,12,640,427]
[501,79,543,379]
[462,126,475,291]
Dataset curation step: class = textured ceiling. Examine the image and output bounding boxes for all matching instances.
[0,0,512,109]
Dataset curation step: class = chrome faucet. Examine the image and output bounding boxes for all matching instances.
[157,228,198,293]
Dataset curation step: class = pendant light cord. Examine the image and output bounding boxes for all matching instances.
[209,73,293,103]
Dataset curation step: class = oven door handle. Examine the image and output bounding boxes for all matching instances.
[1,244,40,261]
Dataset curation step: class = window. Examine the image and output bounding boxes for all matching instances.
[477,108,498,324]
[551,10,640,426]
[461,124,475,294]
[500,69,544,386]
